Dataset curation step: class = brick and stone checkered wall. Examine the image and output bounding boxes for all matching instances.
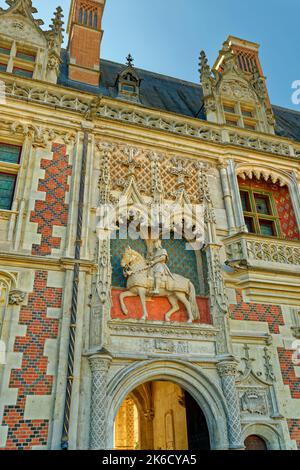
[2,271,61,449]
[229,290,284,334]
[30,143,71,256]
[288,419,300,449]
[230,289,300,448]
[277,348,300,399]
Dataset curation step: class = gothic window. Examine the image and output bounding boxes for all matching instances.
[89,11,93,26]
[78,8,83,23]
[0,143,21,211]
[223,99,257,130]
[239,188,280,237]
[83,10,87,25]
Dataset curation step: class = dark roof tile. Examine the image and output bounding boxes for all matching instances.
[58,50,300,143]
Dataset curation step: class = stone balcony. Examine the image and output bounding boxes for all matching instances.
[223,232,300,305]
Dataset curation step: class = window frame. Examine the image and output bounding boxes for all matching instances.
[0,40,36,78]
[222,99,258,131]
[239,187,281,238]
[0,142,22,212]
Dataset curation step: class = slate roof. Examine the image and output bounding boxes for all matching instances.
[58,50,300,143]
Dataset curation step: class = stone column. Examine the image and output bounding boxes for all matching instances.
[217,360,244,450]
[227,160,248,233]
[88,354,112,450]
[218,160,236,235]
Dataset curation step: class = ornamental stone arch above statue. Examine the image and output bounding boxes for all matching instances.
[105,359,230,450]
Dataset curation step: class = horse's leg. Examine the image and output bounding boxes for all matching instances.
[119,290,136,315]
[176,292,193,323]
[137,287,148,321]
[165,294,180,322]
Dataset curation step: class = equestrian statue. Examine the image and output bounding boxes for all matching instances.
[120,240,199,323]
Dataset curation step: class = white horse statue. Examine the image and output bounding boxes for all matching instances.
[120,246,200,323]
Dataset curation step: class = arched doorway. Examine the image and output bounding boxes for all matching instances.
[107,359,229,450]
[114,380,210,450]
[244,435,267,450]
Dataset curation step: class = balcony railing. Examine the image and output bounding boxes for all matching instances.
[224,232,300,269]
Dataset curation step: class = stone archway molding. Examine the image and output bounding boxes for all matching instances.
[242,422,285,450]
[106,358,230,450]
[236,163,291,187]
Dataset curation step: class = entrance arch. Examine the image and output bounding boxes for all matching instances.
[107,359,229,450]
[114,381,211,450]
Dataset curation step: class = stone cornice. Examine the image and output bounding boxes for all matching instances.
[0,251,97,272]
[1,72,300,160]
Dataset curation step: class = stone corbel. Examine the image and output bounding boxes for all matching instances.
[8,289,26,305]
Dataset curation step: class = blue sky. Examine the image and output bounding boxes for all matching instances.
[2,0,300,111]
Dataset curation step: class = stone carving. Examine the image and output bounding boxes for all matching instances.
[229,132,290,156]
[10,121,75,147]
[226,237,300,266]
[263,347,275,382]
[220,80,255,102]
[108,321,217,339]
[120,244,200,323]
[240,390,268,415]
[148,151,165,204]
[141,339,190,354]
[0,71,295,157]
[237,168,287,187]
[169,157,192,203]
[8,289,26,305]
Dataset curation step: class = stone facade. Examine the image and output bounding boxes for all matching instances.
[0,0,299,451]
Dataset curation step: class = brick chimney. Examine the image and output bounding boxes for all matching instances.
[67,0,105,85]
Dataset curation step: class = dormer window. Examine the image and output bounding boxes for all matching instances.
[117,54,141,103]
[223,99,257,130]
[0,41,36,79]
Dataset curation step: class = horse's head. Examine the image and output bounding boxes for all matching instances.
[121,246,145,268]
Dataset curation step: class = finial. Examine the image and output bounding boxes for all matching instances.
[199,50,211,82]
[50,6,64,33]
[126,53,134,67]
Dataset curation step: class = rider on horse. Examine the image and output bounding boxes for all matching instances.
[147,240,174,296]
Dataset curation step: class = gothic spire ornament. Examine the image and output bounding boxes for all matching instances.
[199,50,211,83]
[126,53,134,67]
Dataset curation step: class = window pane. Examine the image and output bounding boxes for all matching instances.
[0,173,16,210]
[244,216,255,233]
[223,104,235,113]
[16,51,35,62]
[13,67,33,78]
[0,63,6,72]
[255,195,271,215]
[241,108,253,118]
[0,46,10,56]
[240,191,251,212]
[259,219,275,236]
[122,84,135,93]
[244,122,256,130]
[226,118,238,126]
[0,144,21,164]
